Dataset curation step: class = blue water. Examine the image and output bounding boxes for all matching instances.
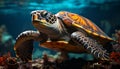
[0,0,120,59]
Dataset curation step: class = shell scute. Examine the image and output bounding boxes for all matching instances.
[68,13,87,26]
[58,11,113,41]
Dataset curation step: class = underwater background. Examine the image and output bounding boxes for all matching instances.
[0,0,120,60]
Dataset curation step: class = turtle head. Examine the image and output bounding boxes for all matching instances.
[31,10,65,37]
[31,10,57,25]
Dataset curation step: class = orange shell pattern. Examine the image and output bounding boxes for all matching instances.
[57,11,112,41]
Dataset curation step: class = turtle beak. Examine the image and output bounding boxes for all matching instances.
[32,14,38,21]
[31,12,50,29]
[32,14,47,24]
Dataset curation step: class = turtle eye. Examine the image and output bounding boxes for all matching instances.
[41,11,48,17]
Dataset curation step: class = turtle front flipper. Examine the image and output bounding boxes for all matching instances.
[71,31,109,60]
[14,30,48,63]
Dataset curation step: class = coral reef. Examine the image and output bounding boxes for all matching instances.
[0,25,15,57]
[110,52,120,64]
[0,52,120,69]
[110,30,120,65]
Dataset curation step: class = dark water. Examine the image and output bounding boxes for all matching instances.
[0,0,120,59]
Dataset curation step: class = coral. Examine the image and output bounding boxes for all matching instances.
[0,52,11,66]
[110,30,120,64]
[0,25,15,57]
[0,53,120,69]
[6,57,19,69]
[0,56,7,66]
[110,52,120,64]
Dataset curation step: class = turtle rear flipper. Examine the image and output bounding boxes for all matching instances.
[71,31,109,60]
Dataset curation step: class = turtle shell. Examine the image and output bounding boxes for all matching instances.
[56,11,113,43]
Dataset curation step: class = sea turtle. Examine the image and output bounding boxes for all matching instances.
[14,10,114,62]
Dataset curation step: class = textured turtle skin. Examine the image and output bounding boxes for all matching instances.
[14,10,115,62]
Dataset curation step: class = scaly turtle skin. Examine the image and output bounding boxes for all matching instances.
[14,10,114,62]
